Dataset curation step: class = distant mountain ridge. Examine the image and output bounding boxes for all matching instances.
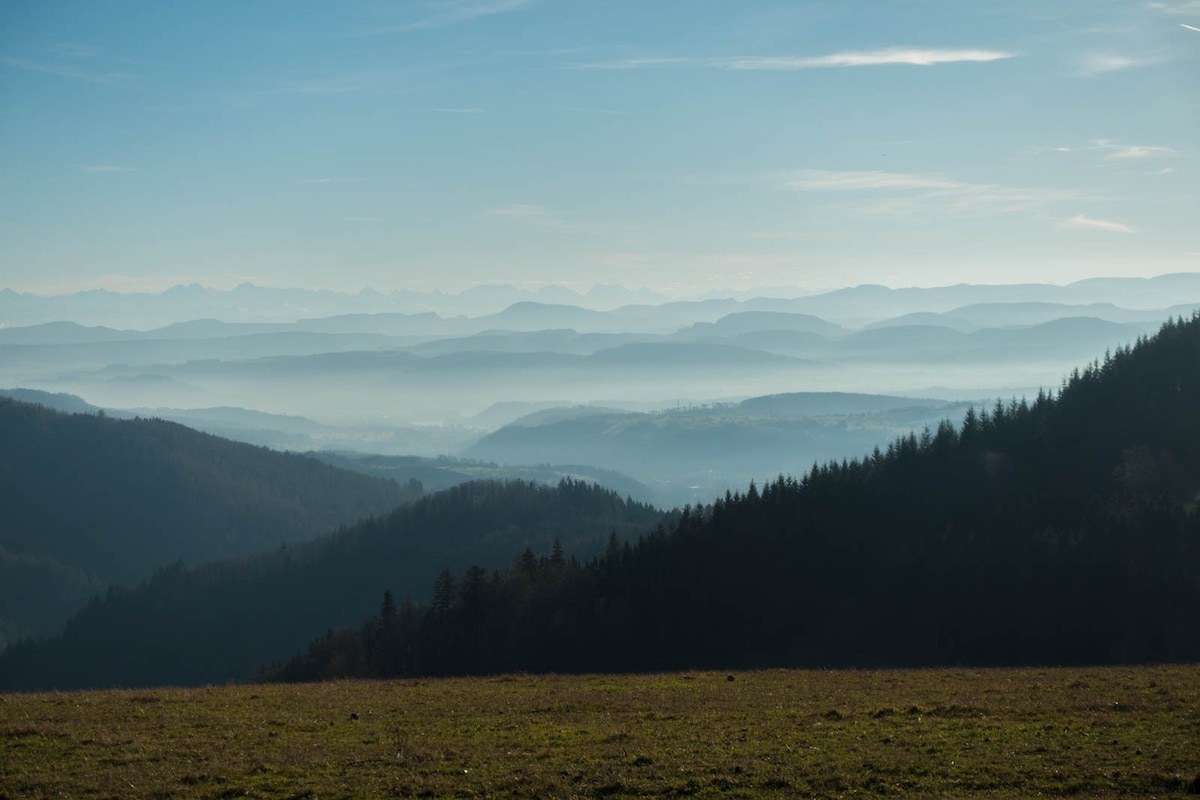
[4,273,1200,329]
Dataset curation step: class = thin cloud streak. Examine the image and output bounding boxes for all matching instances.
[784,170,964,191]
[1092,139,1177,159]
[1076,52,1162,75]
[81,165,133,174]
[1182,23,1200,31]
[0,54,131,84]
[485,204,577,231]
[486,203,554,220]
[1061,214,1136,233]
[354,0,535,35]
[720,48,1016,69]
[580,48,1015,71]
[578,57,692,70]
[49,43,99,59]
[266,72,393,95]
[1148,1,1200,15]
[300,177,364,184]
[780,169,1085,217]
[557,105,628,115]
[484,203,618,235]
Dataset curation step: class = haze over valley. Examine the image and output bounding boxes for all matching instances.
[4,274,1195,506]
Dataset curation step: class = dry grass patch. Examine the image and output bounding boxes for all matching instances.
[2,665,1199,798]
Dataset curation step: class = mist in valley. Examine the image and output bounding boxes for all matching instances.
[3,275,1194,507]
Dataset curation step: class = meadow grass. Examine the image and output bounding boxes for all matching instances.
[2,665,1199,798]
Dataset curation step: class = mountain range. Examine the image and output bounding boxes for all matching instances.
[5,273,1200,329]
[3,311,1199,688]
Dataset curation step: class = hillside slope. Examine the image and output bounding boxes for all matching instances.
[0,400,418,644]
[276,313,1200,679]
[465,394,972,506]
[0,480,664,689]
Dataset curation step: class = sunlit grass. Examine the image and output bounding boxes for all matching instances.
[2,665,1199,798]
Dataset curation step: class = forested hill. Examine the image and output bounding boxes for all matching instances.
[0,480,664,690]
[0,399,419,645]
[271,313,1200,680]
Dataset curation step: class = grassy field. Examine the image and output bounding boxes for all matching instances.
[3,665,1199,798]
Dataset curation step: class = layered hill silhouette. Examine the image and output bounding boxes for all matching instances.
[0,480,663,690]
[270,313,1200,680]
[314,452,655,505]
[466,394,972,505]
[5,312,1199,689]
[0,399,418,645]
[4,274,1200,329]
[7,278,1189,447]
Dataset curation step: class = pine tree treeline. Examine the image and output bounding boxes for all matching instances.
[268,313,1200,681]
[0,479,663,690]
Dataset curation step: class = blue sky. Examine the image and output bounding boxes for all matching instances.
[1,0,1197,296]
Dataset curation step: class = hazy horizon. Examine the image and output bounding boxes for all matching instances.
[8,269,1200,301]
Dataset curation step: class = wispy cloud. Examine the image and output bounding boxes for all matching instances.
[49,43,99,59]
[1061,214,1137,233]
[578,57,692,70]
[81,164,133,174]
[580,48,1015,71]
[557,105,628,116]
[1182,22,1200,31]
[718,48,1016,70]
[501,46,596,58]
[783,170,964,191]
[435,107,486,113]
[300,177,364,184]
[1148,1,1200,15]
[0,53,131,84]
[219,68,423,105]
[486,204,558,223]
[1092,139,1177,159]
[1075,52,1163,75]
[484,203,616,235]
[748,230,809,241]
[266,72,392,95]
[779,169,1083,217]
[354,0,535,35]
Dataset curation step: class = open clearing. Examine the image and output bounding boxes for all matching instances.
[3,665,1199,798]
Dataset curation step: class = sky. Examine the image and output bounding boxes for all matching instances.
[1,0,1197,297]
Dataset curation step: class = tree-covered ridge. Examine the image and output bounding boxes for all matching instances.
[0,399,419,644]
[0,479,664,690]
[271,313,1200,681]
